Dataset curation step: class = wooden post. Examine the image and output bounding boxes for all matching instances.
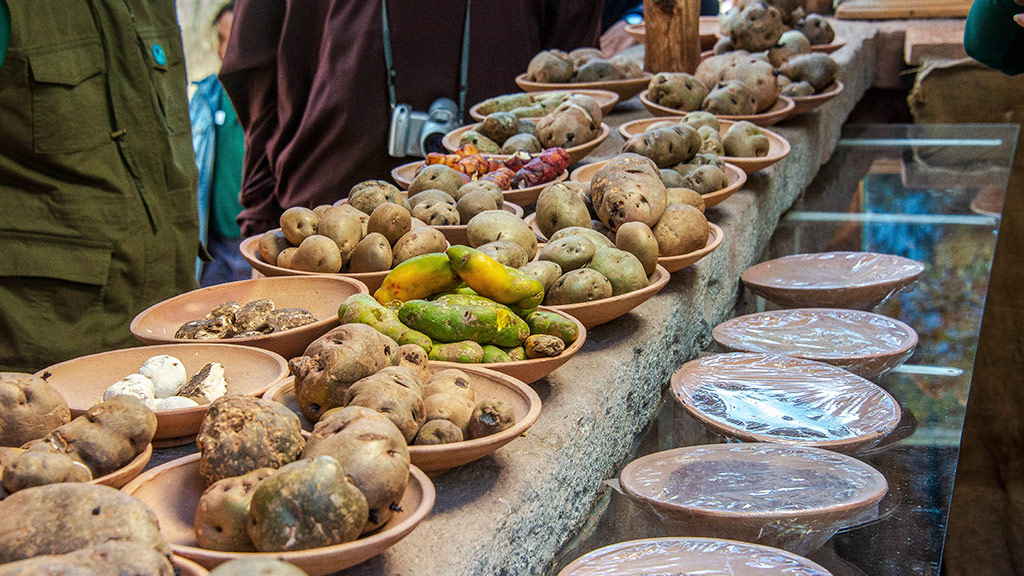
[643,0,701,74]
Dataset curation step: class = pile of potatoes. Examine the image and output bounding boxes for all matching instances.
[474,90,585,118]
[716,0,836,54]
[526,47,645,84]
[104,354,226,411]
[620,113,738,189]
[258,180,450,274]
[461,94,603,153]
[176,299,316,340]
[400,163,513,227]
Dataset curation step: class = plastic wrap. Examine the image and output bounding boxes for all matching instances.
[558,536,834,576]
[616,444,887,556]
[711,309,918,378]
[740,251,926,310]
[671,353,901,453]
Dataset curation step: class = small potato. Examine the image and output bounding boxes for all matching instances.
[347,232,393,272]
[587,247,649,295]
[548,226,614,249]
[413,420,464,445]
[408,165,465,196]
[454,180,504,204]
[660,169,686,188]
[194,467,274,552]
[535,182,592,239]
[392,228,448,265]
[397,344,430,384]
[458,130,501,154]
[646,72,708,111]
[332,203,372,236]
[279,207,319,246]
[615,222,660,276]
[653,204,710,256]
[257,229,291,266]
[412,197,460,226]
[665,188,706,213]
[539,236,596,272]
[477,240,530,268]
[423,369,475,401]
[518,261,563,294]
[682,111,720,132]
[291,235,343,273]
[367,202,412,246]
[501,133,542,154]
[466,210,538,259]
[478,112,521,144]
[467,399,517,439]
[349,180,405,215]
[574,59,622,82]
[408,189,455,210]
[527,50,573,83]
[276,247,299,269]
[343,378,426,444]
[423,393,476,435]
[679,165,728,195]
[524,334,565,358]
[318,207,363,262]
[456,190,500,224]
[544,268,613,305]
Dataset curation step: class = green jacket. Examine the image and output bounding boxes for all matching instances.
[0,0,199,372]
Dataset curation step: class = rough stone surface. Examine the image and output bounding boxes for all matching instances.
[335,20,883,576]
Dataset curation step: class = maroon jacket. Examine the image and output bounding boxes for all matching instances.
[220,0,602,236]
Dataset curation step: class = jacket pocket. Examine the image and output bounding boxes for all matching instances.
[140,30,191,135]
[28,44,111,155]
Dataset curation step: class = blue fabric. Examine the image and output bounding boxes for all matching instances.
[0,0,9,69]
[200,231,251,287]
[189,74,222,280]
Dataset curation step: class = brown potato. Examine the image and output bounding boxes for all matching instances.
[477,240,530,268]
[454,180,504,204]
[408,164,465,196]
[256,229,291,266]
[290,235,343,273]
[679,165,728,195]
[587,247,649,295]
[535,182,592,239]
[2,450,91,494]
[279,207,319,246]
[194,467,274,552]
[349,180,405,214]
[347,232,393,272]
[548,226,614,249]
[423,369,475,401]
[397,344,431,384]
[343,377,425,444]
[466,210,538,259]
[392,228,448,265]
[653,204,710,256]
[478,112,521,144]
[423,393,476,436]
[367,202,412,246]
[591,165,668,232]
[539,236,596,272]
[276,247,299,269]
[526,50,573,83]
[615,221,660,275]
[518,261,564,293]
[665,187,706,213]
[413,419,464,445]
[535,100,600,148]
[467,399,517,439]
[544,268,613,305]
[500,133,542,154]
[317,207,363,262]
[456,189,500,223]
[0,373,70,448]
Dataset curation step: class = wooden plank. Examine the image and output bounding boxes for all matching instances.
[905,21,968,63]
[836,0,973,19]
[644,0,701,74]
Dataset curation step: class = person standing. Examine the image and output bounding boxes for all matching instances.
[0,0,199,372]
[190,1,250,286]
[964,0,1024,75]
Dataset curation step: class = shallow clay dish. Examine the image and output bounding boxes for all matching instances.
[443,123,610,166]
[122,454,435,576]
[788,81,845,117]
[131,275,366,360]
[434,307,586,384]
[468,89,619,121]
[240,235,398,294]
[515,72,654,102]
[618,443,887,555]
[558,536,833,576]
[712,308,918,379]
[617,118,790,174]
[671,353,902,454]
[37,343,289,443]
[525,214,725,274]
[623,17,721,50]
[639,93,796,127]
[569,160,746,208]
[390,159,568,206]
[88,443,152,489]
[172,555,210,576]
[811,37,846,53]
[740,251,927,310]
[546,265,670,329]
[263,365,542,475]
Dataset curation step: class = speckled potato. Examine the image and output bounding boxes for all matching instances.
[540,236,596,272]
[392,228,448,265]
[0,373,70,448]
[702,80,759,115]
[458,130,501,154]
[409,165,465,197]
[587,247,649,295]
[527,50,573,83]
[349,180,405,215]
[466,210,538,259]
[477,240,530,268]
[535,181,592,238]
[344,376,426,444]
[257,229,291,266]
[548,226,614,249]
[544,268,613,305]
[680,165,729,195]
[728,1,785,52]
[501,133,542,154]
[524,334,566,358]
[196,396,304,485]
[194,467,274,552]
[412,196,460,227]
[518,261,564,293]
[467,399,517,439]
[424,393,475,436]
[574,59,623,82]
[478,112,521,144]
[454,180,504,204]
[615,222,660,275]
[653,204,710,256]
[423,369,475,401]
[647,72,709,111]
[347,232,393,272]
[397,344,431,383]
[413,419,464,445]
[591,166,668,231]
[665,187,706,212]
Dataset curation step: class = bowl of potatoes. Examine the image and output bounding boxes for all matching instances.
[515,48,652,101]
[569,159,746,210]
[443,122,610,166]
[468,89,620,122]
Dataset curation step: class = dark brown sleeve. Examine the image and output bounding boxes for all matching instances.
[541,0,603,49]
[218,0,287,236]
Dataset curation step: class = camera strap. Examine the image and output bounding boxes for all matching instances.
[381,0,471,122]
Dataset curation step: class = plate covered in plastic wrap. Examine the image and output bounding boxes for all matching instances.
[712,308,918,379]
[740,251,926,310]
[618,444,887,555]
[671,353,901,453]
[557,535,834,575]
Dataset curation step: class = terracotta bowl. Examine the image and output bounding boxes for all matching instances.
[617,443,888,555]
[558,537,834,576]
[239,235,396,294]
[740,251,927,310]
[433,307,586,384]
[172,555,210,576]
[263,364,542,475]
[671,353,902,454]
[639,93,795,128]
[390,159,568,207]
[712,308,918,379]
[569,160,746,208]
[131,275,366,360]
[36,343,289,443]
[442,122,610,166]
[525,214,725,274]
[468,89,620,122]
[623,17,721,50]
[90,443,152,488]
[811,37,846,53]
[514,72,654,102]
[122,454,434,575]
[788,81,845,118]
[545,264,670,329]
[617,118,790,174]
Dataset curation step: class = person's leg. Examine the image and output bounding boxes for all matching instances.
[200,233,251,286]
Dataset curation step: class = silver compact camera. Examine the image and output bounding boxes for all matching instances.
[387,97,460,158]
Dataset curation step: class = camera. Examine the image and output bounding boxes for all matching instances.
[387,97,460,158]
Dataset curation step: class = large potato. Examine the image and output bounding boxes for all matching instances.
[544,269,613,305]
[349,180,405,215]
[653,204,710,256]
[344,377,426,444]
[718,57,780,113]
[622,127,700,168]
[318,207,363,261]
[0,541,173,575]
[347,232,393,272]
[456,189,500,223]
[0,373,69,447]
[539,236,596,272]
[587,248,649,295]
[392,228,448,265]
[408,165,464,196]
[591,168,668,232]
[615,222,660,275]
[535,100,600,148]
[647,72,708,111]
[367,202,412,246]
[466,210,538,259]
[535,182,592,238]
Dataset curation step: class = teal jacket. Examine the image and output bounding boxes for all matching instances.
[964,0,1024,75]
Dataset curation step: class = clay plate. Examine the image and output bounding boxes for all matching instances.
[671,353,902,454]
[263,364,543,475]
[546,264,670,329]
[434,306,586,384]
[617,118,790,174]
[514,72,654,102]
[122,454,435,575]
[623,17,721,50]
[740,251,927,310]
[526,214,725,274]
[788,81,845,118]
[240,235,398,294]
[558,536,833,576]
[172,555,210,576]
[131,275,366,360]
[639,92,795,127]
[617,443,887,555]
[712,308,918,379]
[90,443,153,489]
[37,343,289,442]
[468,89,620,122]
[390,159,568,206]
[442,122,610,165]
[811,37,846,53]
[569,160,746,208]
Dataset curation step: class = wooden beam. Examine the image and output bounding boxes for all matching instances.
[643,0,701,74]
